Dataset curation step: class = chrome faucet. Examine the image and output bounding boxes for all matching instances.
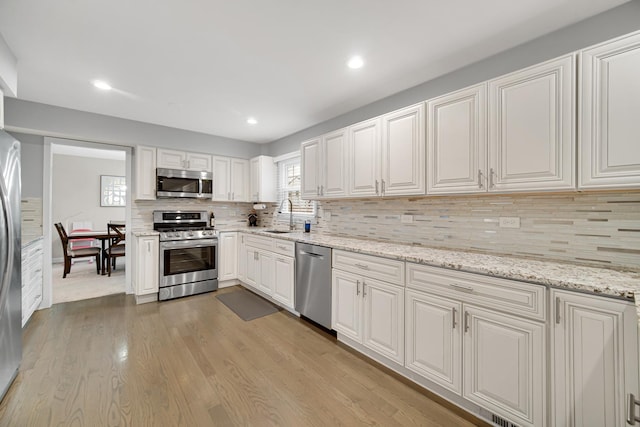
[278,198,294,231]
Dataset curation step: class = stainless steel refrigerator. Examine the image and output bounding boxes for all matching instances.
[0,130,21,402]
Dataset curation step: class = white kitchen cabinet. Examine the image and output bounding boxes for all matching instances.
[218,232,238,282]
[133,235,159,304]
[405,289,462,394]
[257,250,275,296]
[134,145,156,200]
[427,84,487,194]
[22,238,43,327]
[488,54,576,192]
[463,305,545,427]
[331,269,363,342]
[348,117,381,197]
[212,156,249,202]
[381,103,426,196]
[300,129,348,199]
[300,137,321,199]
[157,148,212,172]
[551,290,639,427]
[273,255,295,309]
[332,252,405,364]
[243,245,259,289]
[237,235,246,283]
[579,32,640,189]
[250,155,277,202]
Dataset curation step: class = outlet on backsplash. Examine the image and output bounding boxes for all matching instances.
[499,217,521,228]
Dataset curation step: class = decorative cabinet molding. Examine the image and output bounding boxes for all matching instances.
[488,54,576,192]
[134,145,156,200]
[579,31,640,189]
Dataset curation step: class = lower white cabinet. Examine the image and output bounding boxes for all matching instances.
[238,234,295,311]
[273,256,294,309]
[21,238,43,327]
[218,232,238,282]
[133,235,159,303]
[405,289,462,394]
[551,289,639,427]
[332,269,404,364]
[463,305,545,427]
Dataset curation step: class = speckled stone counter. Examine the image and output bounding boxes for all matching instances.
[223,228,640,302]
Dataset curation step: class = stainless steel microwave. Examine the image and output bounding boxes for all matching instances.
[156,168,213,199]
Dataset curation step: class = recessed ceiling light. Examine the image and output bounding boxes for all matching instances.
[247,117,258,125]
[347,56,364,69]
[92,80,112,91]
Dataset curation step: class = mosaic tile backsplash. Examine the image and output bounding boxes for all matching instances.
[264,191,640,272]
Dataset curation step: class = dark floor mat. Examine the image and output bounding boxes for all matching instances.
[216,289,280,321]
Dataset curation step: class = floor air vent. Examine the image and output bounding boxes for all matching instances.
[491,414,518,427]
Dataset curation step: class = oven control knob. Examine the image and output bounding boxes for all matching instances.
[187,231,194,237]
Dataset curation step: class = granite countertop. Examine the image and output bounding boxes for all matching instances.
[225,227,640,302]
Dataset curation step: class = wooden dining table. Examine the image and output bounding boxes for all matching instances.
[68,227,125,275]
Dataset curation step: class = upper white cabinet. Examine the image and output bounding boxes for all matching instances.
[348,118,381,197]
[488,54,576,192]
[579,32,640,189]
[427,84,487,194]
[212,156,249,202]
[301,129,348,199]
[381,103,426,196]
[250,155,277,202]
[134,145,156,200]
[551,290,639,427]
[157,148,212,172]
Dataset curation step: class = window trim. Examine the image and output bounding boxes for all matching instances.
[276,154,316,220]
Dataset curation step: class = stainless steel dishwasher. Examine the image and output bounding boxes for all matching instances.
[295,242,332,329]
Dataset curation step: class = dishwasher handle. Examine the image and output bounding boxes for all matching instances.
[300,250,324,258]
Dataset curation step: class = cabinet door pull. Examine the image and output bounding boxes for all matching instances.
[320,185,324,195]
[363,281,367,297]
[227,192,231,200]
[147,242,151,252]
[450,283,473,293]
[277,245,288,250]
[381,179,386,195]
[317,185,320,195]
[375,180,379,195]
[629,393,640,425]
[478,169,484,189]
[489,168,495,188]
[555,296,561,324]
[356,280,360,296]
[464,311,470,333]
[354,263,370,270]
[452,307,457,329]
[232,192,235,200]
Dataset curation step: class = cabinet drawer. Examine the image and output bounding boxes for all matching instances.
[243,234,273,252]
[272,238,295,257]
[406,263,546,321]
[333,250,405,286]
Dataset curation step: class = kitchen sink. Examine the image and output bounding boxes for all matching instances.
[263,229,291,234]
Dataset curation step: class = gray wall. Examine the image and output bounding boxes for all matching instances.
[9,131,44,197]
[5,98,262,158]
[265,0,640,156]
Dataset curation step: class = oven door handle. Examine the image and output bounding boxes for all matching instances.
[160,239,218,249]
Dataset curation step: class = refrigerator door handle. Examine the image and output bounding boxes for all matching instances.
[0,173,14,321]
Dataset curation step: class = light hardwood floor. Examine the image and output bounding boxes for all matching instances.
[0,287,488,426]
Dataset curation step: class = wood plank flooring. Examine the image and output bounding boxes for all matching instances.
[0,287,488,426]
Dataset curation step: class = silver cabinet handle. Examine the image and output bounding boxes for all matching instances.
[227,192,231,200]
[452,307,457,329]
[375,180,379,195]
[147,242,151,252]
[356,280,360,296]
[232,192,235,200]
[381,179,386,195]
[464,311,470,333]
[277,245,288,250]
[478,169,484,189]
[354,263,370,270]
[555,296,561,324]
[363,281,367,297]
[489,168,495,188]
[320,185,324,195]
[450,283,473,293]
[629,393,640,425]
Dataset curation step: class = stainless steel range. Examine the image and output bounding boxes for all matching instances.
[153,210,218,301]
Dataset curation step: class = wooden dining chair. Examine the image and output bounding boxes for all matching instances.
[104,223,126,277]
[54,223,102,278]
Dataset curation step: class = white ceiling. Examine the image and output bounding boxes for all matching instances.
[0,0,630,144]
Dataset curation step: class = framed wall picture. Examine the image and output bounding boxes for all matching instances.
[100,175,126,207]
